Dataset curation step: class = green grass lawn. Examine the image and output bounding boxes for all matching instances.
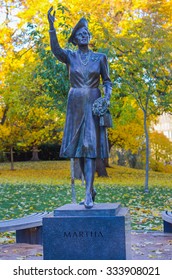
[0,160,172,242]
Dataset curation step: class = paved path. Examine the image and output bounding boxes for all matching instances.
[0,231,171,260]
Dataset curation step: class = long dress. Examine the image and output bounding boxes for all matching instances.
[52,47,112,159]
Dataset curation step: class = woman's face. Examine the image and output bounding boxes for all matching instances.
[74,27,90,46]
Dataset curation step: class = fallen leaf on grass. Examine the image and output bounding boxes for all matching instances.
[35,253,42,256]
[155,250,163,255]
[144,242,153,245]
[151,226,162,231]
[148,254,156,259]
[135,251,144,255]
[132,246,139,251]
[141,218,148,223]
[151,210,160,217]
[12,249,18,253]
[140,244,146,247]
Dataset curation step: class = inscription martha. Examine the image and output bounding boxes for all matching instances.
[64,231,104,238]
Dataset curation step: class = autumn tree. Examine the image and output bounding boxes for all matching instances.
[109,0,172,191]
[0,46,65,166]
[108,98,145,167]
[150,130,172,171]
[0,1,66,166]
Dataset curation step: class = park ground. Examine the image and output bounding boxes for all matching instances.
[0,231,172,260]
[0,161,172,260]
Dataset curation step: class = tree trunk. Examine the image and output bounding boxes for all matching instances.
[117,149,126,166]
[127,151,137,168]
[106,140,114,167]
[0,106,8,125]
[144,111,149,193]
[104,158,110,167]
[10,146,14,170]
[31,146,40,161]
[96,158,108,177]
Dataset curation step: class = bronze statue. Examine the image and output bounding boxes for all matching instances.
[47,7,112,208]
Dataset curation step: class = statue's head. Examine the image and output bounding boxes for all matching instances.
[68,18,91,46]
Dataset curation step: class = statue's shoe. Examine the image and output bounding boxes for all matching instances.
[84,193,94,209]
[79,188,97,205]
[79,200,84,205]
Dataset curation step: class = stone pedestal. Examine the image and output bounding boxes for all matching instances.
[43,203,131,260]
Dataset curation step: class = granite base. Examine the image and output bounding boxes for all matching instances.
[43,203,131,260]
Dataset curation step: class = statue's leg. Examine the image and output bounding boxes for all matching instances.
[79,157,97,205]
[79,157,85,176]
[84,158,96,208]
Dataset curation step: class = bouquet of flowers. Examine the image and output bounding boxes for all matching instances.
[92,97,112,127]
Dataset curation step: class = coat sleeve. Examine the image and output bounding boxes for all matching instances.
[49,29,69,64]
[100,54,112,100]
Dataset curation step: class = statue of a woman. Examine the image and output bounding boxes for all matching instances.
[47,7,112,209]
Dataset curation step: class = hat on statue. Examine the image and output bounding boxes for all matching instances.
[68,18,88,45]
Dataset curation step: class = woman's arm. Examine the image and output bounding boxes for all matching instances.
[48,7,68,64]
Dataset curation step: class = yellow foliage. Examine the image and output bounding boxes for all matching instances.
[0,160,172,187]
[108,106,144,153]
[1,0,172,155]
[150,131,172,164]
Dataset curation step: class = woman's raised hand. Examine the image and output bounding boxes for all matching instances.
[47,6,56,29]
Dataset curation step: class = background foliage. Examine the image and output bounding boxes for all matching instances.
[0,1,172,186]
